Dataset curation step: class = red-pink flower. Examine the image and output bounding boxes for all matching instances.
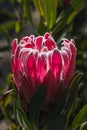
[11,33,77,107]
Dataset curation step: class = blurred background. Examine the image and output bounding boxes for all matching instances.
[0,0,87,129]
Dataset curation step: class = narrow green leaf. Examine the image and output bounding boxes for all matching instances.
[37,17,49,35]
[11,81,18,98]
[29,84,46,127]
[24,0,33,24]
[0,20,17,30]
[52,0,87,35]
[3,94,12,107]
[80,121,87,130]
[15,21,21,33]
[45,0,58,29]
[15,93,35,130]
[11,79,35,130]
[63,72,83,115]
[71,105,87,129]
[33,0,45,16]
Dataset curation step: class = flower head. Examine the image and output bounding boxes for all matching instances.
[11,33,77,107]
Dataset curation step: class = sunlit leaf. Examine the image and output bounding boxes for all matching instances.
[33,0,44,16]
[11,81,35,130]
[52,0,87,35]
[80,121,87,130]
[33,0,58,29]
[45,0,58,29]
[24,0,33,24]
[71,105,87,129]
[3,94,12,107]
[10,79,36,129]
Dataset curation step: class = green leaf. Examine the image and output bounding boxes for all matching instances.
[71,105,87,129]
[3,94,12,107]
[15,21,21,33]
[15,91,35,130]
[37,17,49,35]
[63,72,83,115]
[33,0,58,29]
[45,0,58,29]
[10,79,35,130]
[80,121,87,130]
[11,80,18,98]
[46,115,70,130]
[29,84,46,127]
[52,0,87,35]
[44,89,68,126]
[33,0,45,16]
[24,0,33,24]
[0,20,16,30]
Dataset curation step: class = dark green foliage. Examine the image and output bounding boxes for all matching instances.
[0,0,87,129]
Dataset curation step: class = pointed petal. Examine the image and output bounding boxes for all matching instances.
[44,33,56,50]
[61,46,72,61]
[14,45,22,72]
[63,40,77,88]
[26,52,37,88]
[24,41,35,48]
[61,50,69,78]
[44,32,51,39]
[49,49,62,83]
[37,52,48,83]
[12,39,18,54]
[30,35,35,42]
[14,45,21,60]
[21,36,35,48]
[45,38,56,50]
[35,36,43,51]
[11,55,15,73]
[19,49,29,63]
[62,38,70,44]
[23,36,30,42]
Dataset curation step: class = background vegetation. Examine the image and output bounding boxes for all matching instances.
[0,0,87,129]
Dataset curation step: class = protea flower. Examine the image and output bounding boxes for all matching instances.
[11,32,77,108]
